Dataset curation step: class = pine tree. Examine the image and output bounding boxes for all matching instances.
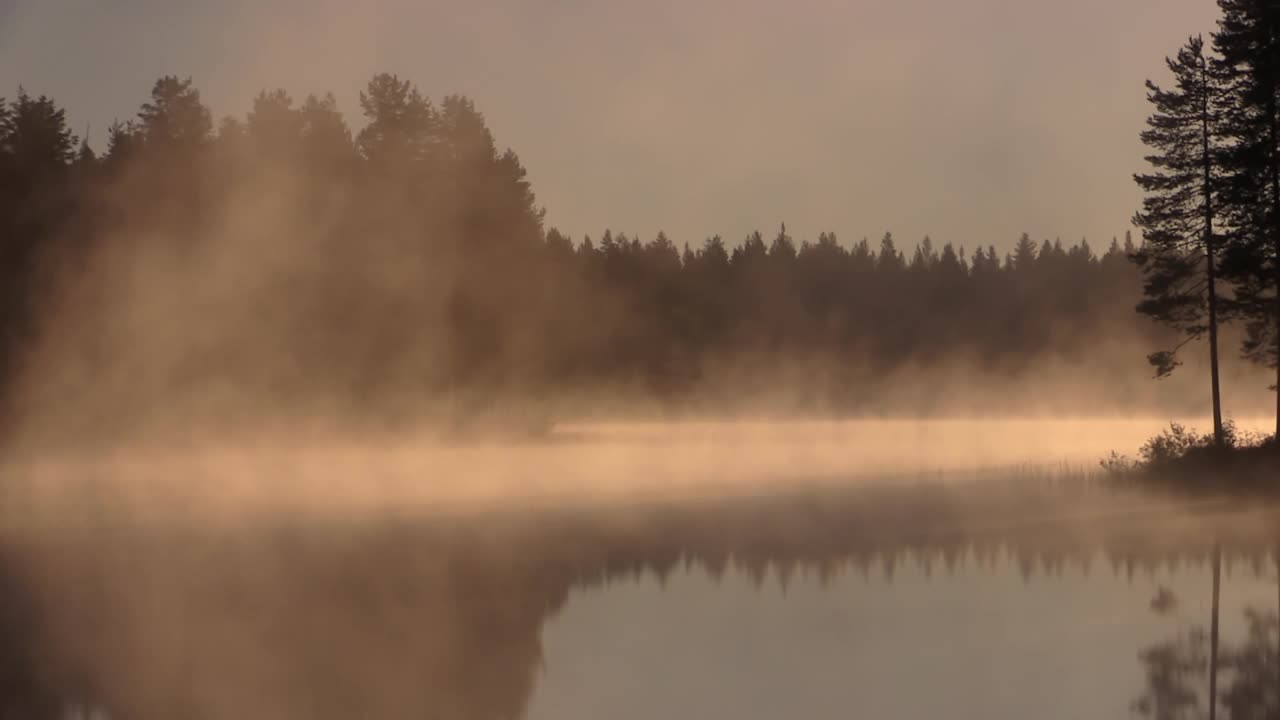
[137,76,212,149]
[699,235,729,270]
[0,91,77,394]
[1133,36,1229,443]
[357,74,436,168]
[1214,0,1280,435]
[299,93,355,174]
[247,89,303,155]
[103,120,141,170]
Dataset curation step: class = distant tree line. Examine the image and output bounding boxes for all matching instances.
[0,71,1200,437]
[544,226,1146,396]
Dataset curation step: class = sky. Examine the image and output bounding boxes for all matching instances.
[0,0,1223,253]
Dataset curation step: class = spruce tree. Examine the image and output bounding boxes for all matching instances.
[1011,232,1038,273]
[877,232,904,272]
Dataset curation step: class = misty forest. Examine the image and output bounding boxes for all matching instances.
[2,56,1280,445]
[0,74,1175,438]
[4,10,1280,441]
[7,0,1280,719]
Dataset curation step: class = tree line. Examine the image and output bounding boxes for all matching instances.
[0,67,1223,437]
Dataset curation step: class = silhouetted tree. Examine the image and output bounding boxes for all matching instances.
[1133,35,1229,445]
[1214,0,1280,435]
[1011,232,1038,273]
[357,73,435,168]
[0,90,77,408]
[137,76,212,150]
[877,232,904,273]
[768,223,797,263]
[246,89,303,158]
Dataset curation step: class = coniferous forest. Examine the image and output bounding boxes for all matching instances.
[0,75,1243,441]
[2,0,1280,442]
[0,74,1179,437]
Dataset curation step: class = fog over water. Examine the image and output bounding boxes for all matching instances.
[4,417,1269,525]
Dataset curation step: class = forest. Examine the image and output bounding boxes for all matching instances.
[0,75,1182,439]
[0,0,1279,441]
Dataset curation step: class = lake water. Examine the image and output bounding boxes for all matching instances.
[0,418,1276,719]
[530,554,1278,720]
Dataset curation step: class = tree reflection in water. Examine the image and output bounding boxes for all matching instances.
[0,477,1276,719]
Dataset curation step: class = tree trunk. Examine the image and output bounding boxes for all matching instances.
[1271,91,1280,440]
[1209,543,1221,720]
[1203,56,1225,446]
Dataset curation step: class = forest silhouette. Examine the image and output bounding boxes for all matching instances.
[3,72,1259,446]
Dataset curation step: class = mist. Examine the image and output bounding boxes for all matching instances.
[4,2,1280,719]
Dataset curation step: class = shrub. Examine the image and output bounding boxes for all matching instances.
[1138,422,1206,467]
[1102,419,1276,488]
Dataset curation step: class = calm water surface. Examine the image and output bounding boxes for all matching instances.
[531,554,1278,720]
[0,419,1275,719]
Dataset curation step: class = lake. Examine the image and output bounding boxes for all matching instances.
[0,418,1275,719]
[531,551,1278,720]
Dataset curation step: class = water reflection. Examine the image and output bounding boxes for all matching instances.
[0,475,1277,719]
[533,551,1279,720]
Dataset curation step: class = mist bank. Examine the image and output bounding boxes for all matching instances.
[6,418,1276,532]
[8,367,1275,457]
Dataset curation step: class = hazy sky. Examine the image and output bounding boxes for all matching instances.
[0,0,1221,252]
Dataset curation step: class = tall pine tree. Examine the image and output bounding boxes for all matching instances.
[1133,36,1229,445]
[1214,0,1280,436]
